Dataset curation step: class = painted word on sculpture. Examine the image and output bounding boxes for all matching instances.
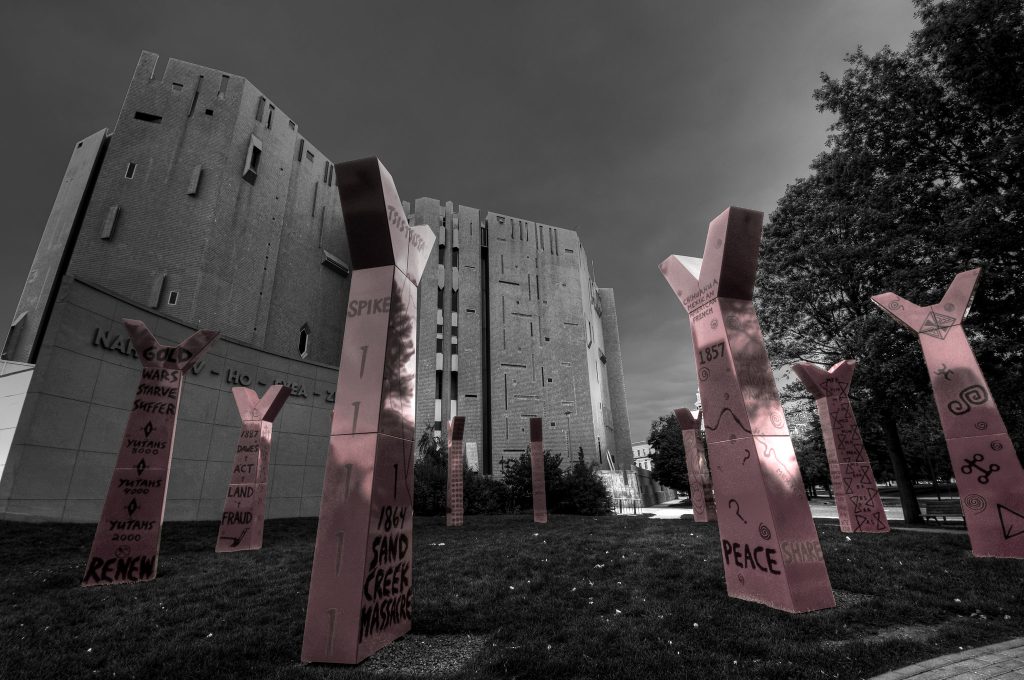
[792,361,889,534]
[530,418,548,524]
[872,269,1024,558]
[660,207,834,612]
[82,320,218,586]
[447,417,466,527]
[216,385,291,552]
[673,408,716,523]
[302,158,435,664]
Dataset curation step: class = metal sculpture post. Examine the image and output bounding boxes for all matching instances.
[872,268,1024,558]
[301,158,434,664]
[530,418,548,524]
[792,361,889,534]
[82,320,218,586]
[446,417,466,527]
[660,206,834,612]
[674,408,716,523]
[216,385,291,552]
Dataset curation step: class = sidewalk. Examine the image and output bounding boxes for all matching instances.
[868,637,1024,679]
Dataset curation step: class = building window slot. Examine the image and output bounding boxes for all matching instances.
[172,82,183,91]
[267,104,275,129]
[205,109,214,116]
[298,324,310,358]
[134,111,162,123]
[306,149,315,162]
[148,274,166,309]
[100,205,120,240]
[297,138,306,161]
[188,75,203,117]
[218,74,229,98]
[255,96,266,121]
[187,165,203,195]
[125,162,137,179]
[321,250,351,276]
[242,136,263,184]
[167,290,179,306]
[288,120,296,130]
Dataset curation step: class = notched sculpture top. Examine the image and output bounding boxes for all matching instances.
[871,268,980,338]
[336,157,434,284]
[659,207,763,313]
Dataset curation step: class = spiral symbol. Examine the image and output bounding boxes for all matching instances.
[737,573,745,585]
[948,384,989,415]
[943,303,955,312]
[962,494,987,514]
[758,523,772,540]
[991,441,1003,451]
[699,367,711,381]
[888,300,904,311]
[962,385,988,406]
[770,412,784,428]
[975,421,988,431]
[710,319,719,330]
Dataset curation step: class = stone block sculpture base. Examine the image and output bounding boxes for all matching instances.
[792,361,889,533]
[873,269,1024,558]
[661,206,834,612]
[447,417,466,527]
[216,385,291,552]
[82,320,218,586]
[530,418,548,524]
[301,158,434,664]
[674,408,716,522]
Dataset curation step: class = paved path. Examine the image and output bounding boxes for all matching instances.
[868,637,1024,679]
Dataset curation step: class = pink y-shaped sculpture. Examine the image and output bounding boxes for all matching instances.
[216,385,291,552]
[446,417,466,527]
[82,320,218,586]
[530,418,548,524]
[792,361,889,534]
[674,408,717,523]
[301,158,434,664]
[660,207,834,612]
[872,269,1024,558]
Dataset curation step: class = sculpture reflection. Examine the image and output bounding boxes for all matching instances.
[674,408,716,523]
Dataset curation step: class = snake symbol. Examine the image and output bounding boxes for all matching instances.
[742,449,751,465]
[728,499,748,524]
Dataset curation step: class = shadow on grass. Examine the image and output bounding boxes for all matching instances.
[1,515,1022,679]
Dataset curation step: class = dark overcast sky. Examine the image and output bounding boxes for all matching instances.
[0,1,920,442]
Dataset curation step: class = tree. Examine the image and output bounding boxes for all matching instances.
[647,414,689,494]
[757,0,1024,524]
[501,449,566,512]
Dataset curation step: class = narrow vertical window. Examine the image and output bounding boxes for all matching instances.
[267,104,275,129]
[298,324,310,358]
[297,138,305,162]
[167,290,179,306]
[125,162,136,179]
[218,74,229,98]
[255,96,266,122]
[242,136,262,184]
[187,75,203,117]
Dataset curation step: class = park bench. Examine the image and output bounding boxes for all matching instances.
[920,499,964,523]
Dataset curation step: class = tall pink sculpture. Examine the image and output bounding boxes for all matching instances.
[216,385,291,552]
[301,158,434,664]
[674,408,716,523]
[660,207,834,613]
[530,418,548,524]
[792,361,889,534]
[872,269,1024,558]
[446,416,466,527]
[82,320,218,586]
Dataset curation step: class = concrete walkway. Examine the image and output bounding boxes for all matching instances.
[868,637,1024,679]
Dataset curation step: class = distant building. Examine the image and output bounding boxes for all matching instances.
[0,52,632,522]
[632,441,654,471]
[409,200,632,474]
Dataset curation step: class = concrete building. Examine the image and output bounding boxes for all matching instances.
[409,200,632,474]
[0,52,633,522]
[632,441,654,471]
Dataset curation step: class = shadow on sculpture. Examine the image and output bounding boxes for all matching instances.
[872,268,1023,558]
[216,384,291,552]
[530,418,548,524]
[792,361,889,534]
[660,207,834,612]
[302,158,435,664]
[82,320,218,586]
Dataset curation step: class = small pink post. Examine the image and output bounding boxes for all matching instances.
[446,417,466,527]
[82,320,218,586]
[674,408,716,523]
[661,207,834,613]
[529,418,548,523]
[792,361,889,534]
[216,385,291,552]
[873,269,1024,558]
[301,158,435,664]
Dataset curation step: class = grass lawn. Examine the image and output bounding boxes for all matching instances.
[2,515,1022,679]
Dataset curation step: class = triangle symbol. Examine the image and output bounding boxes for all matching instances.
[920,311,956,340]
[997,504,1024,540]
